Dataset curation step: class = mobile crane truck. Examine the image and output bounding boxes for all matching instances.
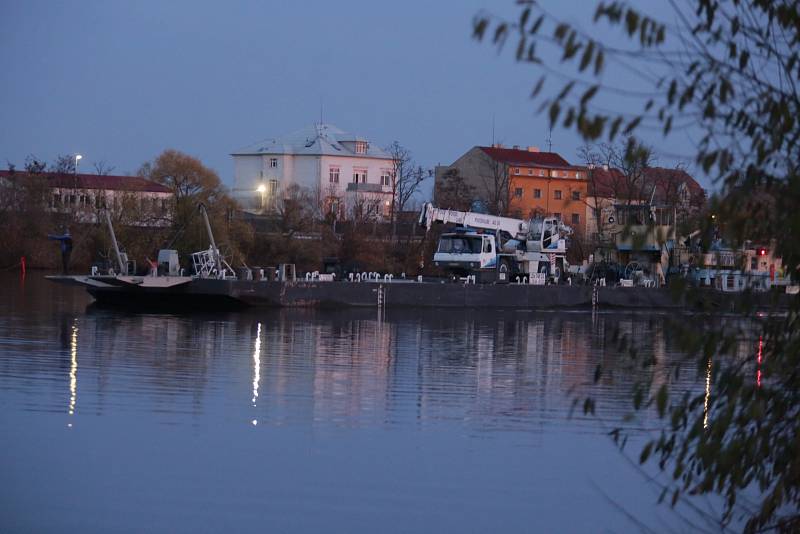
[418,203,573,283]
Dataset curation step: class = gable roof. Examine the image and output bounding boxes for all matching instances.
[479,146,573,168]
[232,123,391,160]
[0,170,171,193]
[587,166,705,206]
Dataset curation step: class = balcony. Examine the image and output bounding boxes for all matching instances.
[346,182,386,193]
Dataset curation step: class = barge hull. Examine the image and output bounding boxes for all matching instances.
[50,276,787,311]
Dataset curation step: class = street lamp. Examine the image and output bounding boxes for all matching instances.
[74,154,82,175]
[256,183,267,212]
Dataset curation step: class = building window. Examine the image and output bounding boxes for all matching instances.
[571,213,580,225]
[540,169,545,176]
[514,167,520,175]
[353,168,367,183]
[355,141,368,154]
[576,172,582,179]
[572,190,580,201]
[554,190,562,200]
[380,169,392,186]
[514,187,523,198]
[554,212,561,220]
[269,158,278,168]
[329,166,340,183]
[528,168,533,175]
[52,193,61,207]
[533,189,541,199]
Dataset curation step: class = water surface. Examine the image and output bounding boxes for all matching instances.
[0,273,727,533]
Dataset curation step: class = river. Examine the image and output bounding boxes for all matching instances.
[0,273,739,533]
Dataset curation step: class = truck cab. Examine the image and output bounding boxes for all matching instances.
[434,232,497,275]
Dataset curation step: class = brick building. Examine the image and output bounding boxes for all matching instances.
[434,144,588,236]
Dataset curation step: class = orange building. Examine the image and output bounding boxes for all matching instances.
[482,146,588,236]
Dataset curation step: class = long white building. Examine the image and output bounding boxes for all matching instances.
[231,123,394,218]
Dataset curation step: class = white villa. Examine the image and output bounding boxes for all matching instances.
[231,123,394,218]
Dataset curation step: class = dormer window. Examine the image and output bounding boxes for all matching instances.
[355,141,368,154]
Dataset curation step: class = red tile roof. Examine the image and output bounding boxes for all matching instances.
[479,146,573,167]
[586,167,637,198]
[644,167,706,206]
[587,166,705,206]
[0,170,171,193]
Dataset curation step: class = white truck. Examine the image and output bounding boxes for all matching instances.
[418,203,573,283]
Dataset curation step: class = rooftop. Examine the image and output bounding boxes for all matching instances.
[232,123,391,160]
[588,166,705,205]
[0,170,171,193]
[479,146,574,168]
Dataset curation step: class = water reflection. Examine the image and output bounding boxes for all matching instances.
[757,335,763,387]
[1,307,719,431]
[704,356,712,429]
[252,322,261,426]
[2,274,763,533]
[68,320,78,425]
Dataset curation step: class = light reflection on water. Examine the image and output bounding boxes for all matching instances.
[0,274,757,533]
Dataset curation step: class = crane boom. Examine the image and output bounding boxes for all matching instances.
[419,203,529,239]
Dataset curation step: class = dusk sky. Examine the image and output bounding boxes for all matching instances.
[0,1,703,195]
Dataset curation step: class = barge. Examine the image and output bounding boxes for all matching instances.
[47,273,788,312]
[45,206,789,312]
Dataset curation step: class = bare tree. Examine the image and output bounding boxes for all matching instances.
[92,160,116,176]
[436,167,475,211]
[480,155,510,215]
[50,154,77,175]
[387,141,428,241]
[275,184,313,236]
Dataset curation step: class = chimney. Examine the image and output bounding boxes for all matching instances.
[527,146,539,152]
